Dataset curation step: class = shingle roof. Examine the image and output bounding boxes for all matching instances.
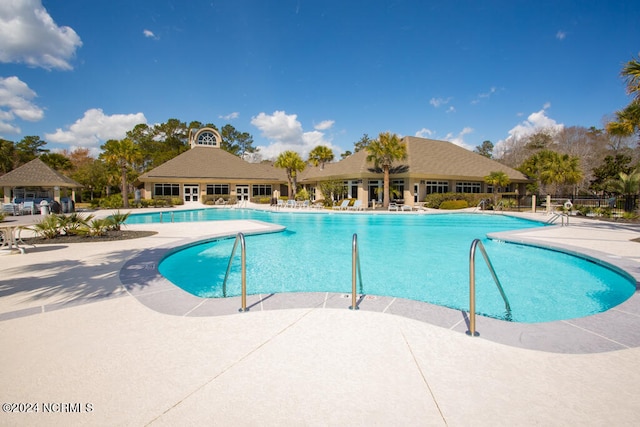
[301,136,529,182]
[137,137,529,184]
[0,158,81,187]
[138,147,287,182]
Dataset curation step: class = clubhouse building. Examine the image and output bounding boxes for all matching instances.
[137,127,530,206]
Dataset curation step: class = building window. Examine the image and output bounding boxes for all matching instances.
[197,131,218,146]
[154,183,180,197]
[252,184,272,197]
[368,180,382,201]
[456,182,482,193]
[426,181,449,194]
[206,184,230,195]
[391,179,405,199]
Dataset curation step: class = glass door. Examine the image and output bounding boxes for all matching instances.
[183,184,199,202]
[236,185,249,201]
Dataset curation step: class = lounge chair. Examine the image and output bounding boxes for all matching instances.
[333,200,349,210]
[285,199,296,208]
[276,199,285,208]
[388,203,399,211]
[348,200,363,211]
[400,204,412,211]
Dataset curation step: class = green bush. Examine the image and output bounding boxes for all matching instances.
[79,218,111,237]
[30,215,62,239]
[99,194,124,209]
[424,192,486,209]
[439,200,469,210]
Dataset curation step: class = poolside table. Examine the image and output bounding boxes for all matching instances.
[0,223,26,254]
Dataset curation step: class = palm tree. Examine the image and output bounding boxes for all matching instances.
[308,145,334,169]
[274,150,306,198]
[365,132,407,208]
[607,169,640,212]
[609,56,640,141]
[622,55,640,101]
[518,150,583,196]
[484,171,511,206]
[99,138,141,208]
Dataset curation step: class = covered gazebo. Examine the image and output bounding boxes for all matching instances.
[0,158,81,212]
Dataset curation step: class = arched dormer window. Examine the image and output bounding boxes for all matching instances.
[190,127,222,149]
[197,131,218,146]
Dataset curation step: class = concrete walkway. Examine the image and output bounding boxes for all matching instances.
[1,206,639,426]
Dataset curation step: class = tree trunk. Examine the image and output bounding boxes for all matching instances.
[121,165,129,208]
[292,174,298,198]
[286,171,293,198]
[383,166,390,208]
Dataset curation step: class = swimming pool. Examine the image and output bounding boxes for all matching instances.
[127,209,636,323]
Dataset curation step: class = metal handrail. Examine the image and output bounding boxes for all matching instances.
[222,233,248,312]
[350,233,363,310]
[467,239,511,336]
[546,212,570,226]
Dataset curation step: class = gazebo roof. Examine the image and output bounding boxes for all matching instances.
[0,158,82,188]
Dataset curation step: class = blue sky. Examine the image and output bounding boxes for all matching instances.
[0,0,638,160]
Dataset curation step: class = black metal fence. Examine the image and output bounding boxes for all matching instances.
[569,195,637,216]
[498,194,638,216]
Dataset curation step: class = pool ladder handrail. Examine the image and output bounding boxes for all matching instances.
[546,211,570,226]
[158,211,175,223]
[222,233,248,312]
[467,238,511,337]
[350,233,364,310]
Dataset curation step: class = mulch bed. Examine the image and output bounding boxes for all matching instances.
[23,230,157,244]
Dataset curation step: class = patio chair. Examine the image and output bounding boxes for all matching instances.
[21,201,35,215]
[388,202,399,211]
[2,203,20,216]
[285,199,296,208]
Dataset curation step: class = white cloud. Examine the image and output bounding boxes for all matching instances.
[415,128,434,138]
[429,97,452,108]
[45,108,147,151]
[444,127,474,150]
[219,112,239,120]
[471,86,497,104]
[143,29,158,39]
[0,0,82,70]
[446,106,456,113]
[250,110,340,160]
[556,30,566,40]
[0,76,44,135]
[314,120,334,130]
[494,104,564,157]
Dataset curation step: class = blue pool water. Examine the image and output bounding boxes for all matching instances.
[126,209,636,323]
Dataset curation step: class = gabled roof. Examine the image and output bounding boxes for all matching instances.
[402,137,528,181]
[300,149,377,181]
[0,158,81,187]
[301,136,529,182]
[138,146,287,182]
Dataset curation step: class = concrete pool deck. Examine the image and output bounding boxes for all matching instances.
[1,205,639,425]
